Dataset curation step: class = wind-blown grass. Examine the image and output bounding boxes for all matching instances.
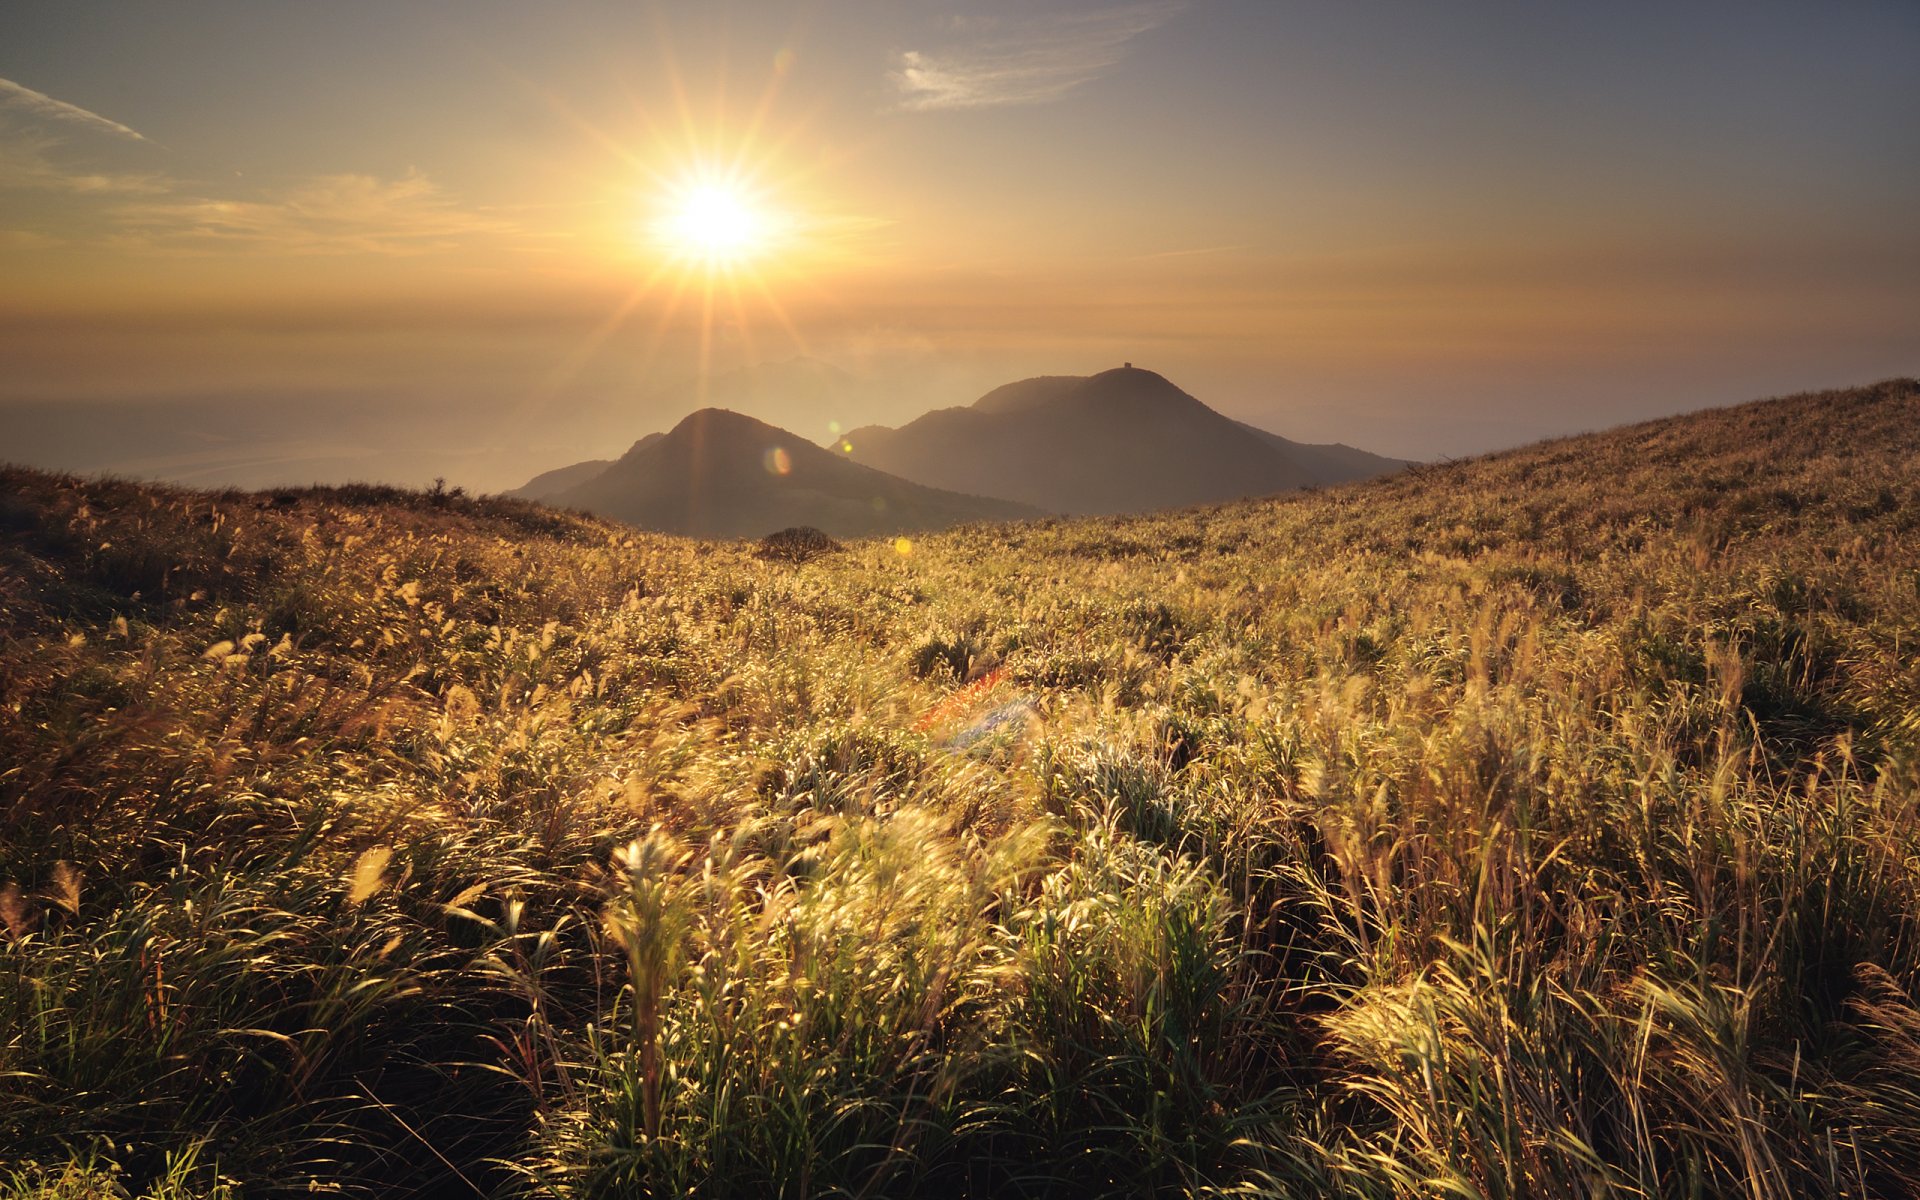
[2,378,1918,1197]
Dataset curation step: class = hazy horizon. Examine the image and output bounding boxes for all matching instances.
[3,0,1917,492]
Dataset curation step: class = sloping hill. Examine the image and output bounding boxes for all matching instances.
[4,379,1918,1197]
[509,457,616,503]
[1231,420,1409,485]
[510,434,664,503]
[545,408,1039,538]
[841,365,1408,514]
[968,375,1087,414]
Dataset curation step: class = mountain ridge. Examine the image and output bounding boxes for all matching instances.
[841,365,1409,515]
[510,364,1409,531]
[541,407,1039,538]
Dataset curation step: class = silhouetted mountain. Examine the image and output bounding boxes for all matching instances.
[969,376,1087,415]
[510,459,614,502]
[1229,422,1410,486]
[541,409,1039,538]
[510,434,665,502]
[662,357,876,442]
[840,366,1408,515]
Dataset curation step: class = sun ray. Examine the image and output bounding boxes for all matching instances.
[738,268,813,360]
[536,268,667,392]
[724,285,761,373]
[488,16,888,443]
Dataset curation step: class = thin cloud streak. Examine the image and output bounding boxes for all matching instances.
[0,131,171,194]
[0,76,149,141]
[892,2,1185,111]
[109,170,520,255]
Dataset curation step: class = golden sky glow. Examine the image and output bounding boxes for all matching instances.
[1,2,1916,492]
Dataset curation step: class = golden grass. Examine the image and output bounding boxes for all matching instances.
[1,379,1917,1197]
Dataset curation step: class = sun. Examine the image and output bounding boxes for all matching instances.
[651,175,777,269]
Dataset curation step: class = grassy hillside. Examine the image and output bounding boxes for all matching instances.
[2,379,1918,1198]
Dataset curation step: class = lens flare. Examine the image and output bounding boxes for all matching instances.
[762,445,792,475]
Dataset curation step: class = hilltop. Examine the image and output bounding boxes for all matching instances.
[841,365,1408,514]
[2,380,1918,1198]
[527,407,1038,538]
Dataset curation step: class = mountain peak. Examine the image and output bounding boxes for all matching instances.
[1091,363,1161,382]
[665,407,783,439]
[1083,363,1178,389]
[1075,364,1207,414]
[969,366,1191,417]
[844,365,1405,515]
[654,407,802,462]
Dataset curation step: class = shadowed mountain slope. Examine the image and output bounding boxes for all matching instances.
[509,458,615,503]
[544,408,1039,538]
[1231,421,1409,485]
[510,434,663,503]
[841,366,1408,515]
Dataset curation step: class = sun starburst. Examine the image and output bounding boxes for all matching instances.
[650,173,781,269]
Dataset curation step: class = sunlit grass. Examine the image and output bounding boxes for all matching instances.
[1,379,1918,1196]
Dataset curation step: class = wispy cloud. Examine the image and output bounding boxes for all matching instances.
[0,77,163,194]
[891,2,1185,111]
[110,171,520,255]
[0,108,515,256]
[0,130,171,194]
[0,89,507,256]
[0,76,148,141]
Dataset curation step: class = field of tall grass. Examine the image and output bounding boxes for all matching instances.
[3,379,1919,1198]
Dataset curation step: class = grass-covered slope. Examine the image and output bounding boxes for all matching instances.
[2,379,1918,1198]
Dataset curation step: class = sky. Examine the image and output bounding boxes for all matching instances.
[2,0,1917,491]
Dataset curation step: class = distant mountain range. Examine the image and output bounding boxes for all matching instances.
[520,408,1037,538]
[841,366,1408,516]
[512,365,1408,536]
